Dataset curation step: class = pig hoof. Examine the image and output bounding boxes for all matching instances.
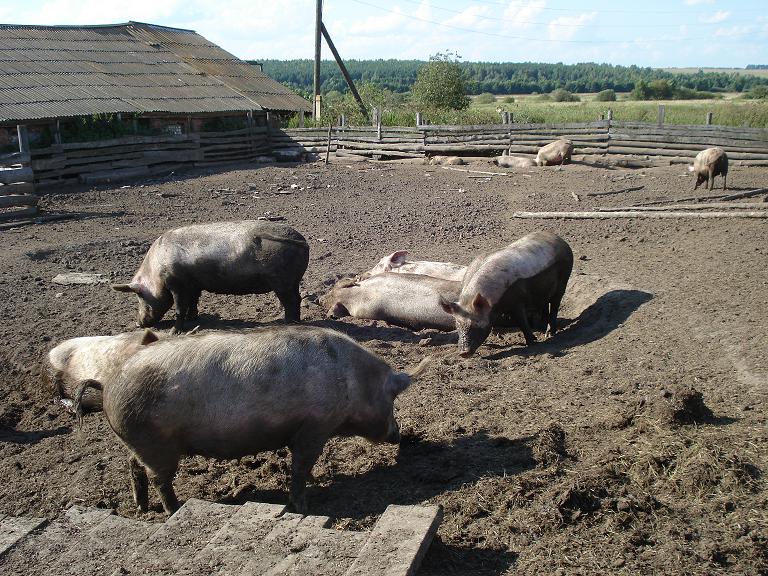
[170,327,182,336]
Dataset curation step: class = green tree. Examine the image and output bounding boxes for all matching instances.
[551,88,580,102]
[412,52,471,111]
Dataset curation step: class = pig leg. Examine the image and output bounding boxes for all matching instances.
[187,290,201,321]
[136,449,180,514]
[275,283,302,323]
[169,288,193,334]
[129,455,149,512]
[510,302,537,345]
[708,168,715,191]
[287,432,327,514]
[722,173,727,191]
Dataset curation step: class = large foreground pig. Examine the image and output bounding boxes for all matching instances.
[74,327,428,514]
[113,221,309,333]
[43,329,160,412]
[440,231,573,356]
[363,251,467,282]
[688,147,728,190]
[321,273,461,331]
[535,139,574,167]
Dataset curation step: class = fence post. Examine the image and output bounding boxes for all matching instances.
[607,108,613,121]
[415,112,423,126]
[17,125,30,155]
[299,110,305,128]
[657,105,665,126]
[706,112,713,125]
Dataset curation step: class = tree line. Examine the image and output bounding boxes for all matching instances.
[257,59,768,96]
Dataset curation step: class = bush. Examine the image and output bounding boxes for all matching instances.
[502,96,516,103]
[475,93,497,104]
[743,85,768,99]
[595,89,616,102]
[537,93,552,102]
[551,88,580,102]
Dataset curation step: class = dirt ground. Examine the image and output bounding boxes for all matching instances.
[1,156,766,575]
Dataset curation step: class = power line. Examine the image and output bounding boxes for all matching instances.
[452,0,765,15]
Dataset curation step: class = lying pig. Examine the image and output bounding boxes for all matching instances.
[688,147,728,191]
[440,231,573,356]
[494,154,536,169]
[535,139,574,167]
[321,273,461,331]
[43,329,160,413]
[363,251,467,282]
[74,326,428,514]
[428,155,465,166]
[112,221,309,333]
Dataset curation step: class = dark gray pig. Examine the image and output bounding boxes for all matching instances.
[440,231,573,356]
[43,329,160,413]
[363,251,467,282]
[74,327,428,515]
[112,221,309,333]
[688,147,728,190]
[321,273,461,331]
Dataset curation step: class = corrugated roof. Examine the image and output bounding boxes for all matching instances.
[0,21,310,122]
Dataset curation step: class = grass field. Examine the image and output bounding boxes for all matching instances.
[470,94,768,127]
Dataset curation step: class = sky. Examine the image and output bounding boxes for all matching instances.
[1,0,767,68]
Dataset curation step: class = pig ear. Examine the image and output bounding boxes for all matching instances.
[439,296,459,315]
[472,293,491,313]
[140,329,159,345]
[112,282,142,294]
[388,250,409,267]
[385,372,411,398]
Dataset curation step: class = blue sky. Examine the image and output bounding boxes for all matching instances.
[1,0,766,67]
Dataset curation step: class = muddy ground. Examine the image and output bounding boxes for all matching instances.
[0,157,766,575]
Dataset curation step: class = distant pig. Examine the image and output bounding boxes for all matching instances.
[535,139,574,167]
[43,329,160,413]
[428,155,465,166]
[363,251,467,282]
[112,221,309,333]
[321,273,461,331]
[494,154,536,169]
[688,147,728,190]
[440,231,573,356]
[74,327,429,514]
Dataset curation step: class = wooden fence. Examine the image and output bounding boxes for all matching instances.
[0,125,38,223]
[275,119,768,165]
[12,117,768,192]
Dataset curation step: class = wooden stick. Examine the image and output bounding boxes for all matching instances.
[440,166,508,176]
[325,125,332,165]
[584,185,644,197]
[0,194,38,208]
[634,187,768,206]
[512,210,768,219]
[597,202,768,212]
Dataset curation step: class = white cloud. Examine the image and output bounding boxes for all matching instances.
[547,12,596,42]
[503,0,546,30]
[442,5,493,31]
[714,25,752,38]
[700,10,730,24]
[685,0,715,5]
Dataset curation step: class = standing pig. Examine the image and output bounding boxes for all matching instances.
[112,221,309,333]
[440,231,573,357]
[43,329,160,413]
[535,139,574,167]
[688,147,728,190]
[363,251,467,282]
[74,327,428,514]
[321,273,461,331]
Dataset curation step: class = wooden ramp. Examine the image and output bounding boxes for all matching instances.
[0,499,442,576]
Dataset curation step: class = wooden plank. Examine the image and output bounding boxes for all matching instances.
[0,151,30,165]
[610,131,768,149]
[0,206,38,221]
[512,210,768,219]
[0,181,35,195]
[607,146,768,160]
[0,167,33,184]
[598,202,768,211]
[0,194,38,208]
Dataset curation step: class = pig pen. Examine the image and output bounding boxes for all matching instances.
[1,158,767,575]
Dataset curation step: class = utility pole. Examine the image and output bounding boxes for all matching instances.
[321,23,369,121]
[313,0,322,119]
